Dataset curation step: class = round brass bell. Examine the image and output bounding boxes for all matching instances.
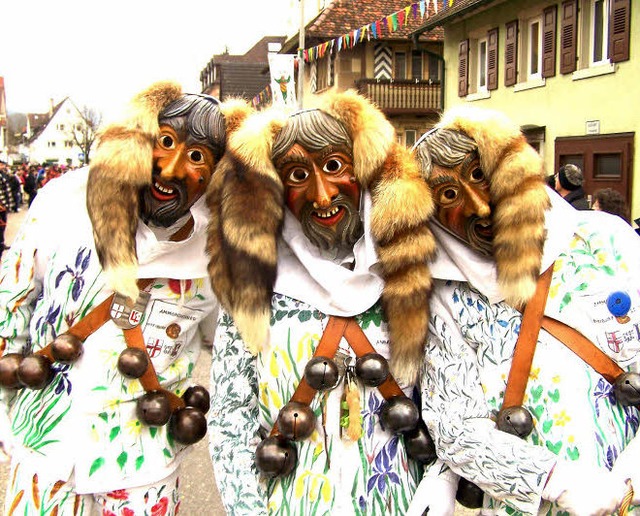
[276,401,316,441]
[17,355,54,390]
[117,348,149,379]
[304,356,339,391]
[355,353,389,387]
[380,396,419,433]
[255,435,297,478]
[136,390,172,426]
[456,477,484,509]
[403,419,437,464]
[51,334,83,363]
[496,406,533,438]
[613,372,640,406]
[169,407,207,445]
[0,353,24,389]
[182,385,211,414]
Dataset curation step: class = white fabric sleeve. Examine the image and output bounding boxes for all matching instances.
[611,434,640,505]
[406,460,458,516]
[208,314,267,516]
[421,294,557,515]
[543,459,628,515]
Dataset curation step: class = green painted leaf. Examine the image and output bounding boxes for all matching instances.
[150,427,158,438]
[532,404,545,419]
[136,455,144,470]
[117,450,128,469]
[545,440,562,454]
[566,446,580,460]
[298,311,311,322]
[89,457,105,476]
[530,385,543,402]
[109,426,121,441]
[548,389,560,402]
[163,447,172,458]
[542,420,553,433]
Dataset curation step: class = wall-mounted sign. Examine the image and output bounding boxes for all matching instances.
[586,120,600,135]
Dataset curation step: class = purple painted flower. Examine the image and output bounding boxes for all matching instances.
[366,436,401,495]
[52,363,72,395]
[54,247,91,302]
[593,378,616,417]
[37,303,61,337]
[363,391,384,438]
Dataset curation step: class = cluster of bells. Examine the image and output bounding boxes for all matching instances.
[0,333,210,446]
[255,352,437,478]
[453,371,640,510]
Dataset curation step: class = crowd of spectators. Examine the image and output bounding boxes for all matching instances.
[0,160,75,259]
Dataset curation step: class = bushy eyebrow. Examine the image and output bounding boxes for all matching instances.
[275,151,311,168]
[429,174,457,187]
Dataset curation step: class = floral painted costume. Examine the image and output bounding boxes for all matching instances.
[209,296,422,515]
[0,169,218,513]
[421,194,640,514]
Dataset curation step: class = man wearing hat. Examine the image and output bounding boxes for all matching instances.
[555,163,590,210]
[0,82,249,514]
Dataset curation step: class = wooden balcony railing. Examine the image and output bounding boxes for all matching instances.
[355,79,442,113]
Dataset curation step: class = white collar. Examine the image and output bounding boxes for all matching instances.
[273,191,384,316]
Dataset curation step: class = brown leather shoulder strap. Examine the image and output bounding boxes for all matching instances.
[502,264,554,409]
[541,316,624,383]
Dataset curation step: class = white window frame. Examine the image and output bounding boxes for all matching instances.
[527,16,543,81]
[477,37,488,91]
[590,0,610,66]
[405,129,417,147]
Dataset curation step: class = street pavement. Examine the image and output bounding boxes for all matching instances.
[2,201,476,515]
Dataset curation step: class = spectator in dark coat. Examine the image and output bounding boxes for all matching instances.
[554,164,590,210]
[0,160,14,259]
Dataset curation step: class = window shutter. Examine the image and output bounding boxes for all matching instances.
[609,0,630,62]
[458,39,469,97]
[560,0,578,74]
[487,28,499,90]
[504,20,518,86]
[542,5,557,78]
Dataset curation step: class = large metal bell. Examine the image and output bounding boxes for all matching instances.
[169,407,207,445]
[276,401,316,441]
[255,435,297,478]
[403,419,437,464]
[17,355,54,390]
[613,372,640,406]
[182,385,211,414]
[0,353,24,389]
[496,406,533,438]
[117,348,149,379]
[136,390,172,426]
[51,334,83,363]
[355,353,389,387]
[304,356,339,391]
[380,396,419,433]
[456,477,484,508]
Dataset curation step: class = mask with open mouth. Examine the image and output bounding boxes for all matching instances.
[140,174,189,228]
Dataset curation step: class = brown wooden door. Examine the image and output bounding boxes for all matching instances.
[555,133,634,215]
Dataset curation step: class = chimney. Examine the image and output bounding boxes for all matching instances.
[49,98,54,117]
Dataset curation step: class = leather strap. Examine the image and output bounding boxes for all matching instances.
[502,265,554,409]
[541,316,624,384]
[343,319,405,399]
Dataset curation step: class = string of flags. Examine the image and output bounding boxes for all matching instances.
[300,0,456,63]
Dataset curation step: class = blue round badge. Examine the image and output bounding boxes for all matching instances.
[607,291,631,317]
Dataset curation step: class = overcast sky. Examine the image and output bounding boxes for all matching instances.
[2,0,300,117]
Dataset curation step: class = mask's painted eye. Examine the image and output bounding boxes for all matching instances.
[438,187,459,205]
[158,134,175,149]
[323,158,342,173]
[288,168,309,183]
[470,167,485,182]
[188,149,204,164]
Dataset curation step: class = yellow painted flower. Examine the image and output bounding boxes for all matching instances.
[166,358,188,375]
[530,367,540,381]
[297,332,319,361]
[268,387,283,408]
[105,398,123,410]
[552,375,561,384]
[126,380,143,396]
[549,282,560,299]
[553,410,570,426]
[259,382,269,405]
[310,476,319,502]
[90,423,100,442]
[596,252,608,265]
[321,477,332,502]
[100,349,120,369]
[312,442,323,460]
[568,435,575,443]
[125,418,142,437]
[554,259,564,272]
[294,471,310,499]
[270,349,292,375]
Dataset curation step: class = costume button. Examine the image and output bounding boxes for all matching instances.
[607,291,631,317]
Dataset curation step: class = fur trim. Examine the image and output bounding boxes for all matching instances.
[87,81,183,301]
[436,105,550,306]
[206,92,435,384]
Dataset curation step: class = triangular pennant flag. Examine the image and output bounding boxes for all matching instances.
[404,6,411,24]
[382,17,388,32]
[337,36,343,51]
[354,28,360,44]
[420,0,426,17]
[412,3,418,19]
[398,9,405,27]
[360,26,367,42]
[390,13,398,32]
[434,0,439,13]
